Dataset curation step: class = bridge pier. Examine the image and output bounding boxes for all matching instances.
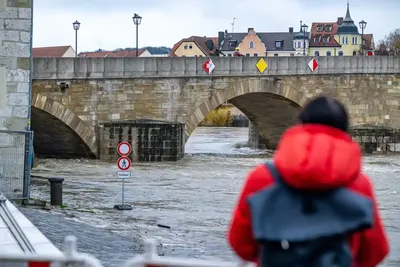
[98,120,185,162]
[350,126,400,154]
[248,123,265,149]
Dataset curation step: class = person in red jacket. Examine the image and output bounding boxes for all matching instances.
[227,96,389,267]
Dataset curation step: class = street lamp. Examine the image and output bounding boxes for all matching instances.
[132,13,142,57]
[72,20,80,57]
[359,20,367,55]
[301,23,308,56]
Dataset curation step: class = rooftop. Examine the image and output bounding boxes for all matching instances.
[32,45,72,58]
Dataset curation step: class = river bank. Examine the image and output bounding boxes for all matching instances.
[22,127,399,267]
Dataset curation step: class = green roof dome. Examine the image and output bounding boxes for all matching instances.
[337,3,359,34]
[294,31,309,40]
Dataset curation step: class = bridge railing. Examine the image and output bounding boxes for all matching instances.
[0,236,254,267]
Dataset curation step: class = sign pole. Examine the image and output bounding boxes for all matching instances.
[114,142,133,211]
[122,178,125,206]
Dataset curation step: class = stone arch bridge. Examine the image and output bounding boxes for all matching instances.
[32,56,400,161]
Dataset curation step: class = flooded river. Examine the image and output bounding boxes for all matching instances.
[21,127,399,266]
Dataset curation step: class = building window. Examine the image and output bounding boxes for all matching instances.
[317,26,323,31]
[353,51,357,56]
[228,54,232,57]
[325,26,332,31]
[274,53,279,57]
[246,53,250,57]
[352,37,358,44]
[229,40,237,48]
[189,45,192,49]
[314,51,320,56]
[290,53,294,56]
[275,41,282,48]
[184,45,188,49]
[254,53,258,56]
[338,51,344,56]
[249,41,254,48]
[326,51,332,56]
[342,37,348,44]
[298,41,301,48]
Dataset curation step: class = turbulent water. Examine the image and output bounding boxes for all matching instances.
[20,127,399,266]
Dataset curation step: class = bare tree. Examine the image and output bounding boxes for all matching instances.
[375,40,390,56]
[375,29,400,55]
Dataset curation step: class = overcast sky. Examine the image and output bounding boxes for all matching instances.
[32,0,399,52]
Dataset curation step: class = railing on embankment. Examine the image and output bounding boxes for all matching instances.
[0,236,255,267]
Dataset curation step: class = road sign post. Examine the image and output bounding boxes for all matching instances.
[113,142,133,211]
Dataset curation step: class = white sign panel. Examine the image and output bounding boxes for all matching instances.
[117,171,131,179]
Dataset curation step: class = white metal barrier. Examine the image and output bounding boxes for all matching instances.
[0,236,254,267]
[122,239,255,267]
[0,236,103,267]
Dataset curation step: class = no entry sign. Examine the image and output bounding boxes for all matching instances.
[117,142,131,157]
[117,157,131,171]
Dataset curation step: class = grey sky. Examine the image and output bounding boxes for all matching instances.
[32,0,399,52]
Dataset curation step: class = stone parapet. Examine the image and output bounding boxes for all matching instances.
[32,56,400,80]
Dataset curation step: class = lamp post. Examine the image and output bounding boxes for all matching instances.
[359,20,367,55]
[72,20,80,57]
[301,23,308,56]
[132,13,142,57]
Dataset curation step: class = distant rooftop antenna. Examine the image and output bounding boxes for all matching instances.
[231,17,237,33]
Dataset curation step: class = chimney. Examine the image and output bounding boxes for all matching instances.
[248,28,254,33]
[218,31,225,46]
[337,17,343,25]
[289,27,294,33]
[206,39,214,51]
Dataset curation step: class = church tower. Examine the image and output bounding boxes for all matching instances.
[335,1,362,56]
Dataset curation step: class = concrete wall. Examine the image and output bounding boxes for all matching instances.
[32,56,400,80]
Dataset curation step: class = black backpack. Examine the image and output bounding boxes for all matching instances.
[246,161,374,267]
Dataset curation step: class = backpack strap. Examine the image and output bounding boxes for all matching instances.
[265,161,283,184]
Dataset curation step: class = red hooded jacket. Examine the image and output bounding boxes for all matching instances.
[228,124,389,267]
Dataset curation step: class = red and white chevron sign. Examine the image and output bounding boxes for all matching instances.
[308,58,319,72]
[203,58,215,74]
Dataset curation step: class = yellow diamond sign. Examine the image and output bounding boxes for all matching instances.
[256,58,267,73]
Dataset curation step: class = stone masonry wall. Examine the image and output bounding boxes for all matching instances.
[30,57,400,158]
[0,0,32,198]
[32,74,400,151]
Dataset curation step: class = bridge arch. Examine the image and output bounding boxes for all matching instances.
[31,93,98,158]
[185,78,310,146]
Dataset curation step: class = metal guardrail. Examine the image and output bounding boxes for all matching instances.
[0,236,102,267]
[0,235,254,267]
[123,239,254,267]
[0,193,35,253]
[0,130,34,199]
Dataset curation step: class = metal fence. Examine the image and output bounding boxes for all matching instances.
[0,236,253,267]
[0,130,34,200]
[0,236,103,267]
